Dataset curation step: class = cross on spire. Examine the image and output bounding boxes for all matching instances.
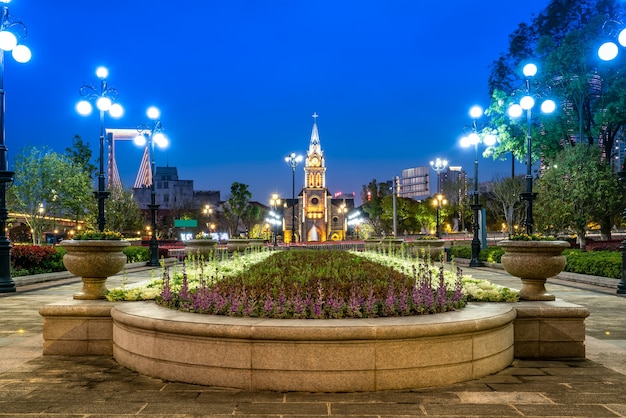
[312,112,318,121]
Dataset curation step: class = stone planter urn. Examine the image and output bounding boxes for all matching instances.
[364,238,380,250]
[184,239,217,259]
[248,238,265,249]
[408,239,446,260]
[499,240,570,301]
[227,238,250,253]
[60,240,130,300]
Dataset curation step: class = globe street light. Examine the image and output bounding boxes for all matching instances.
[433,194,447,238]
[429,157,448,194]
[285,152,302,244]
[508,63,556,235]
[77,66,124,232]
[0,0,30,293]
[461,105,497,267]
[134,106,168,267]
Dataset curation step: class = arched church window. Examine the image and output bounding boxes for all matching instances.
[315,173,321,187]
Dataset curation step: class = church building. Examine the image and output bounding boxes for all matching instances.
[283,114,354,243]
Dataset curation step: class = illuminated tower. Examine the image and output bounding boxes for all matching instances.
[301,113,330,241]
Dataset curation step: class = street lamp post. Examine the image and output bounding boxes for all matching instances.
[429,157,448,195]
[461,105,497,267]
[77,67,124,233]
[134,107,168,267]
[339,201,348,240]
[270,194,281,247]
[285,152,302,244]
[0,0,30,293]
[433,194,447,238]
[203,204,212,236]
[507,63,556,235]
[599,33,626,295]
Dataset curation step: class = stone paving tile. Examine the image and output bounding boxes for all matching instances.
[139,402,240,415]
[329,402,425,416]
[455,391,551,404]
[234,402,330,415]
[514,404,623,417]
[421,403,522,416]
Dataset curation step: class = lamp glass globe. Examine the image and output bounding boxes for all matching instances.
[508,104,523,118]
[522,63,537,77]
[0,31,16,51]
[598,42,619,61]
[619,28,626,47]
[541,99,556,114]
[12,44,30,63]
[520,95,535,110]
[108,103,124,118]
[147,106,160,120]
[76,100,93,116]
[96,97,112,111]
[469,105,483,119]
[134,135,147,147]
[96,67,108,79]
[153,132,169,148]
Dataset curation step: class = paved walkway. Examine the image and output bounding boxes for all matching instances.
[0,264,625,417]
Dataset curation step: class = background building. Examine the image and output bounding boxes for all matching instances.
[399,166,430,200]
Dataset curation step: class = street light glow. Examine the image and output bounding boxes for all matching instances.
[96,66,108,79]
[76,100,92,116]
[469,105,483,119]
[598,41,619,61]
[522,63,537,77]
[0,30,16,51]
[147,106,160,120]
[541,99,556,114]
[520,95,535,110]
[11,44,30,63]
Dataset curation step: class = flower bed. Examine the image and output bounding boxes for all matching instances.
[107,249,518,316]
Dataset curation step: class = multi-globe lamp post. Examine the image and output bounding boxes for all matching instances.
[598,33,626,295]
[461,105,496,267]
[507,63,556,235]
[429,158,448,238]
[339,202,348,240]
[285,152,302,244]
[0,0,31,293]
[134,106,168,267]
[269,194,282,247]
[433,194,447,239]
[77,67,124,232]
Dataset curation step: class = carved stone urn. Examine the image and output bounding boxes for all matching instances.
[60,240,130,300]
[499,240,570,301]
[184,239,218,259]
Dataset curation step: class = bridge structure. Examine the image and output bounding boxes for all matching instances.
[105,128,151,190]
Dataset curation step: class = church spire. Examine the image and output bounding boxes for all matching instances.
[309,112,320,153]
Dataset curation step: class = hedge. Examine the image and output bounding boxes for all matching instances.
[450,245,621,279]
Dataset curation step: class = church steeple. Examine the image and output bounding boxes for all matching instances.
[308,112,321,153]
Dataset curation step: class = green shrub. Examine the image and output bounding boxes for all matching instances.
[124,246,149,263]
[449,245,503,263]
[563,249,621,279]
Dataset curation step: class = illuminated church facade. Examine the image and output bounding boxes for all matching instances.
[282,114,354,243]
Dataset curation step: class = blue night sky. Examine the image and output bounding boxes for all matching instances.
[7,0,551,205]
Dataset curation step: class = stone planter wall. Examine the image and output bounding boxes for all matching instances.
[111,302,515,392]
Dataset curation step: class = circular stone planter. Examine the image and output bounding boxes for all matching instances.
[227,239,250,252]
[248,238,265,249]
[111,302,515,392]
[408,240,446,260]
[499,240,570,301]
[60,240,130,300]
[184,239,217,259]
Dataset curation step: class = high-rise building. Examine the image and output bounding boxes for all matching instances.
[399,166,430,200]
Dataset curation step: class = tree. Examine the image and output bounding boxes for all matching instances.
[66,135,97,179]
[9,146,92,244]
[361,179,389,236]
[222,182,253,237]
[241,204,264,238]
[535,144,622,248]
[106,187,145,235]
[485,175,525,235]
[485,0,626,166]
